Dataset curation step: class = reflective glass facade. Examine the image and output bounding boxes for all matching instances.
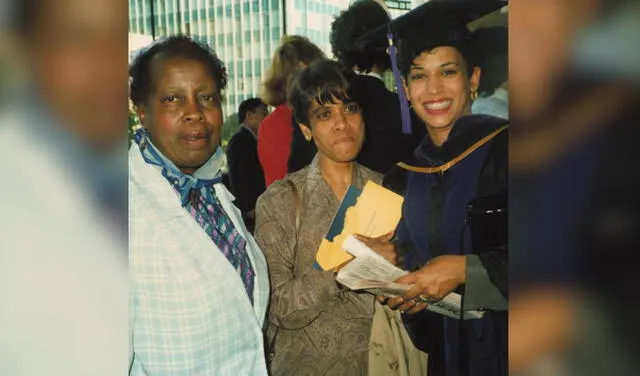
[129,0,410,116]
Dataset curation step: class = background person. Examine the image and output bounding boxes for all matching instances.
[330,0,425,173]
[258,35,325,187]
[227,97,269,232]
[471,26,508,119]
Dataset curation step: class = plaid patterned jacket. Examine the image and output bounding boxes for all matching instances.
[129,143,269,376]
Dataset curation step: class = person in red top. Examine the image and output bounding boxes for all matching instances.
[257,104,292,187]
[258,35,325,187]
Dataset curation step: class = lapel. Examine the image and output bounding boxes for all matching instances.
[129,143,267,322]
[213,182,268,322]
[403,171,432,266]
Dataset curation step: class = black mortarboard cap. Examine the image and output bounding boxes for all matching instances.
[355,0,507,134]
[358,0,507,73]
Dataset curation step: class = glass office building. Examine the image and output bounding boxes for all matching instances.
[129,0,351,117]
[129,0,409,117]
[130,0,289,117]
[385,0,412,19]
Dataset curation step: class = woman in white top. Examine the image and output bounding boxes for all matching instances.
[128,35,269,376]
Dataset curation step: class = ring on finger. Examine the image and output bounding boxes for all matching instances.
[419,294,437,304]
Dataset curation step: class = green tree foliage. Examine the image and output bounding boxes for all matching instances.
[221,112,240,150]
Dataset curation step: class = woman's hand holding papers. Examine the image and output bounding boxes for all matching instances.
[353,232,399,265]
[377,255,466,315]
[377,295,428,315]
[398,255,466,313]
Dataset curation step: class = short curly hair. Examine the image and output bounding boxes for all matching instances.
[330,0,391,73]
[129,35,228,108]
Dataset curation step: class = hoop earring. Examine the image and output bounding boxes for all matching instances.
[471,88,479,101]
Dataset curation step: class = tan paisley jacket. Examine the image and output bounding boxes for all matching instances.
[255,156,382,376]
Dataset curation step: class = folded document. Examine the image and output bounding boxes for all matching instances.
[315,181,404,270]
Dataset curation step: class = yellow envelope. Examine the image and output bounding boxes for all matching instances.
[315,181,404,270]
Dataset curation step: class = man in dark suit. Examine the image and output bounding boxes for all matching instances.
[226,98,268,232]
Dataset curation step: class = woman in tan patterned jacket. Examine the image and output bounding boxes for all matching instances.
[254,60,384,376]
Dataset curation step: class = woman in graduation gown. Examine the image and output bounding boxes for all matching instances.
[356,1,509,375]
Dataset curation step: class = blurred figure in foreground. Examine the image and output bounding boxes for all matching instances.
[227,97,269,232]
[0,0,128,375]
[509,0,640,374]
[128,36,269,375]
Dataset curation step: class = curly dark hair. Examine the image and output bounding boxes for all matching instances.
[330,0,391,73]
[129,35,228,107]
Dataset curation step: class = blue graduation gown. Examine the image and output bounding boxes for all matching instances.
[384,115,508,376]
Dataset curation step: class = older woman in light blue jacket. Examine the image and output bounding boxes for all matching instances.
[128,36,269,376]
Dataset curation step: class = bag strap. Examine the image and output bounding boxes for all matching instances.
[286,179,302,236]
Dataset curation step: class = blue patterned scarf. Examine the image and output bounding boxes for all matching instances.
[134,128,255,304]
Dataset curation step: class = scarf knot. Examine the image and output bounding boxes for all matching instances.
[134,129,222,206]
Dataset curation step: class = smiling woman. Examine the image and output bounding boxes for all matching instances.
[406,46,481,146]
[128,36,270,376]
[355,1,509,376]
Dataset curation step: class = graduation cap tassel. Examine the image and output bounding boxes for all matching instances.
[387,28,412,135]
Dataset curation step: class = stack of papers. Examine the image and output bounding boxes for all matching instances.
[314,181,484,320]
[337,236,485,321]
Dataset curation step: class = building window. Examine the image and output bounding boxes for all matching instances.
[254,60,262,76]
